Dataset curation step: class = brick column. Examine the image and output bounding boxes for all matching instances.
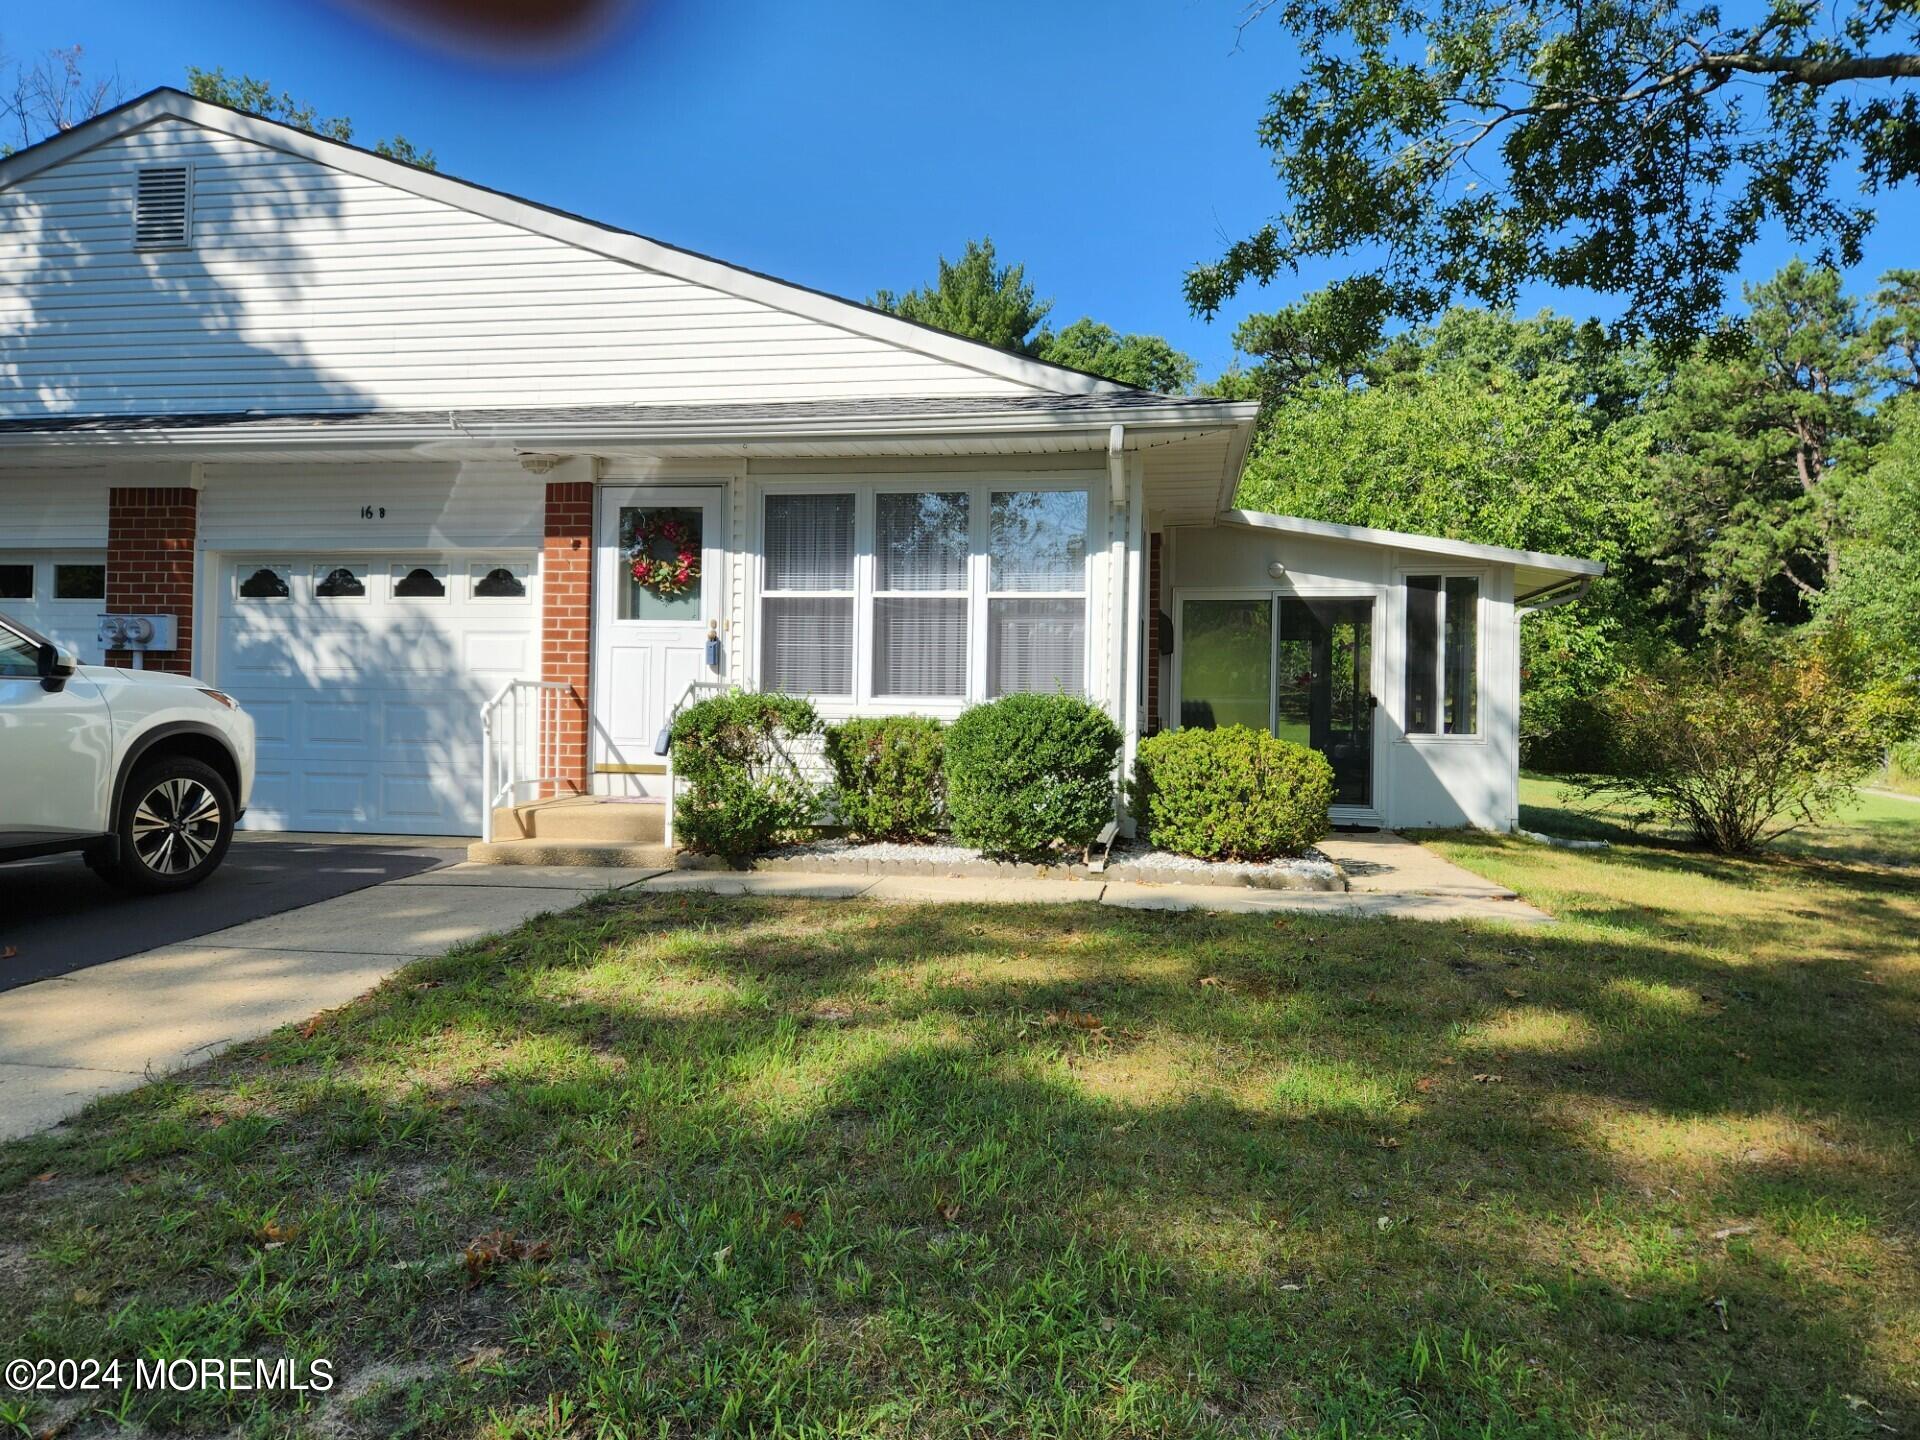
[106,486,198,675]
[1145,532,1163,734]
[542,480,594,796]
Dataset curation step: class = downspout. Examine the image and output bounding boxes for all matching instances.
[1107,425,1131,835]
[1120,454,1145,836]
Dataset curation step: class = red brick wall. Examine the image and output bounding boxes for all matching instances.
[106,486,198,675]
[1145,531,1162,734]
[542,481,594,796]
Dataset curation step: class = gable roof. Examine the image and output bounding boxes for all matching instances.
[0,87,1137,401]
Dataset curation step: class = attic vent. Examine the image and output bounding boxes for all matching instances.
[134,166,192,248]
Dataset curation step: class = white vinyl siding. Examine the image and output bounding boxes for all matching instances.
[0,118,1039,417]
[754,478,1094,712]
[195,461,543,550]
[0,470,113,545]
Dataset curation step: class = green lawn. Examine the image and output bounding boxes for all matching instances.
[2,794,1916,1438]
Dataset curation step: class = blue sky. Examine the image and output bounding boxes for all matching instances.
[8,0,1916,378]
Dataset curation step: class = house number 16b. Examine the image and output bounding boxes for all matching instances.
[360,505,386,519]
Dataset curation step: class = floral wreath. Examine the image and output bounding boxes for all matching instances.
[626,514,700,597]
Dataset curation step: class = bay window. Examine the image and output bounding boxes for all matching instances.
[1404,574,1479,735]
[758,482,1092,706]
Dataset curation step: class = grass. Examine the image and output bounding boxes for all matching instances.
[1,793,1916,1438]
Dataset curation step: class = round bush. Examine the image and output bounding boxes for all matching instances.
[945,693,1120,859]
[824,715,945,842]
[1133,725,1334,860]
[669,692,821,863]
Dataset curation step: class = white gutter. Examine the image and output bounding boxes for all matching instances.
[0,403,1262,458]
[1516,576,1593,615]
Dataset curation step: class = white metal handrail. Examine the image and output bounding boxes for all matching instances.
[661,679,727,848]
[480,679,571,843]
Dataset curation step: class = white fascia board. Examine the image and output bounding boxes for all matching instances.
[0,411,1257,463]
[0,90,1141,400]
[1218,507,1605,579]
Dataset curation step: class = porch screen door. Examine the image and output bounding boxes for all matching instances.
[592,486,726,795]
[1275,597,1375,808]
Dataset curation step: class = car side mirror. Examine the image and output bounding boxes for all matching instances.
[36,640,77,693]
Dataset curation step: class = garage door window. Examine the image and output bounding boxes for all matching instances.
[53,564,105,600]
[473,564,527,599]
[0,564,31,600]
[238,566,291,600]
[315,564,368,600]
[393,564,446,599]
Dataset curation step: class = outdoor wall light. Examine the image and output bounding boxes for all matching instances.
[1268,560,1288,580]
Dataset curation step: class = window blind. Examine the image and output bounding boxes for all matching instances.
[988,598,1085,697]
[876,492,968,591]
[765,493,854,590]
[990,491,1087,593]
[763,597,853,694]
[874,598,968,696]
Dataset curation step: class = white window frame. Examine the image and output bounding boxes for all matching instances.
[751,476,1098,714]
[1398,568,1485,741]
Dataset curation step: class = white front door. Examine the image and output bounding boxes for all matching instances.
[592,486,727,795]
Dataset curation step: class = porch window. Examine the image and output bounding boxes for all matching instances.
[1404,574,1479,735]
[762,492,856,696]
[757,483,1092,705]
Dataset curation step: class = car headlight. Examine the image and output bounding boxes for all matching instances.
[197,688,238,709]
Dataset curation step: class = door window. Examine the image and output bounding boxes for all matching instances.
[619,506,704,620]
[1278,597,1374,807]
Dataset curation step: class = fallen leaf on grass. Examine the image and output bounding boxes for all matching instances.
[464,1230,553,1287]
[1503,988,1527,1000]
[1044,1009,1106,1033]
[780,1209,808,1230]
[1375,1136,1401,1150]
[1708,1296,1729,1331]
[71,1287,100,1307]
[32,1171,56,1184]
[1413,1077,1437,1094]
[1711,1225,1755,1241]
[933,1195,963,1224]
[258,1219,301,1247]
[1734,1051,1753,1063]
[457,1345,506,1373]
[1198,975,1223,988]
[1472,1073,1504,1084]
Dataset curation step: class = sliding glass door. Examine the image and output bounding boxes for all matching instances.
[1178,594,1376,810]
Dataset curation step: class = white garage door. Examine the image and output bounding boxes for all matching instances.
[217,553,540,836]
[0,551,109,663]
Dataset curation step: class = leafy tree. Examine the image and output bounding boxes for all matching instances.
[1823,396,1920,674]
[1237,363,1658,760]
[873,238,1197,390]
[1033,318,1195,392]
[186,67,435,169]
[1647,262,1886,632]
[871,238,1050,354]
[1190,0,1920,348]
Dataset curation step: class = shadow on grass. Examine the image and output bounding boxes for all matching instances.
[0,893,1912,1438]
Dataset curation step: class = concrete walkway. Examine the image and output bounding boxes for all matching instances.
[0,836,1543,1142]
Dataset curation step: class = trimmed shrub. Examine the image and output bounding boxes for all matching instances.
[669,692,821,863]
[823,715,946,842]
[945,693,1121,859]
[1133,725,1334,860]
[1580,625,1918,853]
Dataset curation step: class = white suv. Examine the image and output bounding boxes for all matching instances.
[0,612,255,893]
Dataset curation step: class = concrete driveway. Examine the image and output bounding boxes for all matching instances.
[0,833,466,992]
[0,861,663,1141]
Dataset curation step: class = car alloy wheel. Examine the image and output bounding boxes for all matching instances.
[131,775,224,876]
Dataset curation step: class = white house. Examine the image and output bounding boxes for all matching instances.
[0,89,1600,841]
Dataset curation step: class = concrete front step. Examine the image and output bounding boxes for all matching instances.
[490,797,666,845]
[467,839,679,867]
